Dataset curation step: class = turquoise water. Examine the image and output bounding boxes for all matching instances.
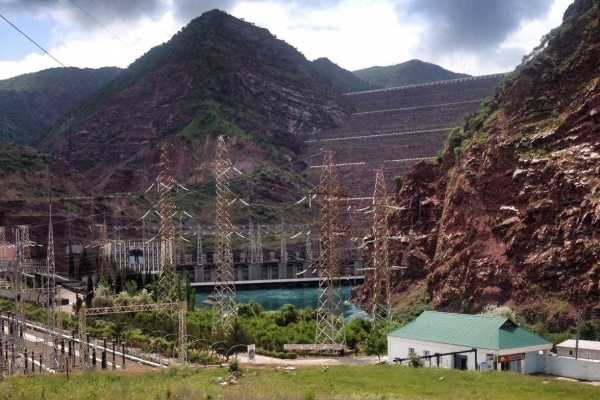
[195,286,369,320]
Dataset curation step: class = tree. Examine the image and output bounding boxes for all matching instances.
[580,320,599,341]
[115,273,123,294]
[85,274,94,306]
[75,294,82,313]
[344,318,371,354]
[79,248,91,280]
[278,304,298,326]
[224,317,249,360]
[91,283,114,308]
[238,300,263,318]
[364,330,387,362]
[184,273,195,311]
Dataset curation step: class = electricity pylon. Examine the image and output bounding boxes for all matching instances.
[94,222,110,279]
[156,142,179,308]
[370,167,393,325]
[280,220,288,263]
[312,149,346,346]
[212,136,237,334]
[249,221,263,264]
[44,203,60,371]
[10,225,33,374]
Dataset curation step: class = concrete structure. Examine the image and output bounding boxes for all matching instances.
[556,339,600,360]
[387,311,552,373]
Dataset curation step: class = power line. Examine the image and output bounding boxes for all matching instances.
[68,0,138,55]
[0,13,66,68]
[131,0,172,39]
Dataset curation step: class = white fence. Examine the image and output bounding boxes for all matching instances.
[547,354,600,381]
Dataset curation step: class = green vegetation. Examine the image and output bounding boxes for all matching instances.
[390,281,431,325]
[311,57,377,92]
[178,102,250,143]
[0,143,46,179]
[0,67,121,146]
[2,363,598,399]
[447,98,497,157]
[353,59,470,88]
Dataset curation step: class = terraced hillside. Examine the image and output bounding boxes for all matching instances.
[305,74,506,199]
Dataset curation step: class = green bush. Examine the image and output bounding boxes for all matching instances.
[408,353,424,368]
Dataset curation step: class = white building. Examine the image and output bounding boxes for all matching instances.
[388,311,552,373]
[556,339,600,360]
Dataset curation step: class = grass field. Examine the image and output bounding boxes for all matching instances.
[2,364,599,400]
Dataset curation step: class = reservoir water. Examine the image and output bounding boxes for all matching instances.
[195,286,368,320]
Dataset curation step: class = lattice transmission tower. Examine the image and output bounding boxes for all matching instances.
[280,220,288,263]
[156,142,180,308]
[9,225,33,374]
[369,167,393,325]
[0,227,9,280]
[249,220,263,264]
[312,149,346,346]
[44,203,60,371]
[212,136,237,334]
[94,222,110,279]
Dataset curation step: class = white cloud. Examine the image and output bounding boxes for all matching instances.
[231,0,424,71]
[0,0,575,80]
[500,0,572,59]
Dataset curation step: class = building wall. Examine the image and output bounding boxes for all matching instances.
[522,350,546,374]
[556,346,600,360]
[547,354,600,381]
[388,337,489,371]
[388,337,547,374]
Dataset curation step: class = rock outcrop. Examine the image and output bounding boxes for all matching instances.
[357,0,600,329]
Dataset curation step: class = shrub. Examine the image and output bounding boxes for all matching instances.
[228,357,241,373]
[408,353,424,368]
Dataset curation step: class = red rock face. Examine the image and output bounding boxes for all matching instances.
[358,0,600,329]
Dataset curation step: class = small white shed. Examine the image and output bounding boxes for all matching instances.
[556,339,600,360]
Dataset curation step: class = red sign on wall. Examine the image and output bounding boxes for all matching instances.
[498,353,525,363]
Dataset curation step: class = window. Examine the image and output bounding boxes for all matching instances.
[423,350,430,357]
[408,348,415,356]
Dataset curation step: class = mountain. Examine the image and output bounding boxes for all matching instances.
[311,58,379,92]
[38,10,352,199]
[0,67,121,145]
[0,141,93,240]
[353,59,470,88]
[355,0,600,331]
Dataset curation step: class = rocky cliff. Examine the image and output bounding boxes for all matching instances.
[356,0,600,330]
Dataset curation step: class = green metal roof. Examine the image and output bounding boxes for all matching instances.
[388,311,551,350]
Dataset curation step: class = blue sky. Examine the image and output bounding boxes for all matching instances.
[0,0,574,80]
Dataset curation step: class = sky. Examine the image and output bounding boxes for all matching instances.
[0,0,574,81]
